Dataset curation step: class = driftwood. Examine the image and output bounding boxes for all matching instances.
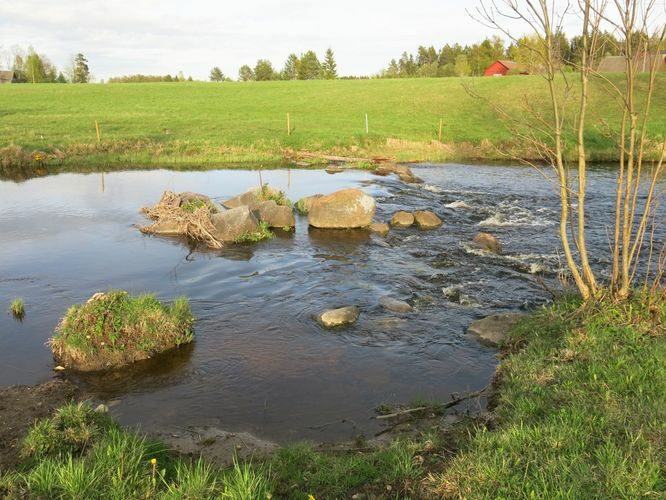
[293,151,394,164]
[373,384,491,420]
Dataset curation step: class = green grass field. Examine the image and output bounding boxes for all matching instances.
[0,75,664,168]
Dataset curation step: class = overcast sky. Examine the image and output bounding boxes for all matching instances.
[1,0,586,80]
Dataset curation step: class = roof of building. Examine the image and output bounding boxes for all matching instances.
[0,71,15,83]
[597,53,666,73]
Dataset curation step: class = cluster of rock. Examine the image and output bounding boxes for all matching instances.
[373,164,423,184]
[389,210,442,230]
[141,187,297,247]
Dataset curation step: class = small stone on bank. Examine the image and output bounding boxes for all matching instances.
[467,313,525,347]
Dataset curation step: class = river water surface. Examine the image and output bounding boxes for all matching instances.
[0,164,663,442]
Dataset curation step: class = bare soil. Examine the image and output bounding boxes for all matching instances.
[0,378,79,471]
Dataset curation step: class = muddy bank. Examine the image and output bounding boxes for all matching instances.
[0,379,79,471]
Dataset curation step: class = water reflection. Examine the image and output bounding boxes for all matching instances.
[0,164,662,442]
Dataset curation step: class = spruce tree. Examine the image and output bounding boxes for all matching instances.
[321,48,338,79]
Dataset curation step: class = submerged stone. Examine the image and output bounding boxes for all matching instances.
[369,222,390,236]
[473,232,502,254]
[379,296,414,313]
[316,306,361,328]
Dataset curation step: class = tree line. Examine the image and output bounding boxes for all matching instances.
[378,30,645,78]
[210,48,338,82]
[1,46,90,83]
[108,72,193,83]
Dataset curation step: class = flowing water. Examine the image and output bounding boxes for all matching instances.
[0,164,663,442]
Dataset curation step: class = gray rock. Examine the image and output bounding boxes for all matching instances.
[325,165,345,174]
[145,219,183,235]
[369,222,390,236]
[379,296,413,313]
[251,200,295,228]
[468,313,525,347]
[308,189,376,229]
[222,186,282,210]
[155,426,277,467]
[413,210,442,229]
[390,211,415,228]
[210,207,260,242]
[316,306,360,328]
[474,232,502,254]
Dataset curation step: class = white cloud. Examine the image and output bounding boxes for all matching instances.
[0,0,586,80]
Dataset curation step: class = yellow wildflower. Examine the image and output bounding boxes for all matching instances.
[150,458,157,465]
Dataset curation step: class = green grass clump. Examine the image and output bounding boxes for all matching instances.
[428,293,666,498]
[180,198,216,213]
[20,403,116,462]
[234,221,274,244]
[269,440,423,498]
[294,198,309,215]
[51,291,194,371]
[259,183,292,207]
[10,298,24,320]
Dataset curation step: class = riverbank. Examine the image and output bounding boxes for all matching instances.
[2,294,662,498]
[1,75,664,169]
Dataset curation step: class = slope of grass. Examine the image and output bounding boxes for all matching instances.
[428,293,665,498]
[0,75,663,168]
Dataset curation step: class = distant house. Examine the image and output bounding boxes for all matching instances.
[484,60,530,77]
[0,71,17,84]
[597,53,666,73]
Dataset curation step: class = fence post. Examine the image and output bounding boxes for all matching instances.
[287,112,291,136]
[438,118,443,143]
[95,120,101,144]
[365,113,369,134]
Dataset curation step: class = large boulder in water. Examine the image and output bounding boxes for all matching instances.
[316,306,360,328]
[210,207,260,242]
[468,313,525,347]
[308,189,375,229]
[414,210,442,229]
[252,200,295,228]
[473,232,502,254]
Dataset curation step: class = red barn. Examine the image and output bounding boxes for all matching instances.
[484,60,529,76]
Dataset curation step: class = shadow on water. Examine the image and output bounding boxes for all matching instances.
[67,343,195,398]
[0,163,663,442]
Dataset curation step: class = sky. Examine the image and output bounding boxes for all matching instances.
[0,0,586,81]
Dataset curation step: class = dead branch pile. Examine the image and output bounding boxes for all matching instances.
[139,191,222,249]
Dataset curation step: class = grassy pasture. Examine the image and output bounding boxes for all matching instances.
[0,75,664,168]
